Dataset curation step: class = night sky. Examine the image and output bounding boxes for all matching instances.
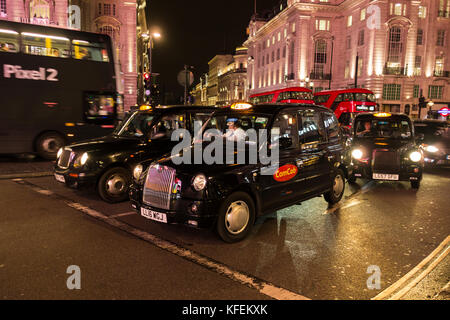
[147,0,278,103]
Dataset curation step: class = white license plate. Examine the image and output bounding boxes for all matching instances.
[141,208,167,223]
[54,173,65,183]
[373,173,399,181]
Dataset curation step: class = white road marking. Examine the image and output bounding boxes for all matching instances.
[372,235,450,300]
[15,180,310,300]
[106,211,137,219]
[323,181,375,215]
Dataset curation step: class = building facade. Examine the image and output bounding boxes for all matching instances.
[192,47,249,106]
[0,0,139,109]
[244,0,450,118]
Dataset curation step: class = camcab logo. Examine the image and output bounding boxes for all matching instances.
[273,164,298,182]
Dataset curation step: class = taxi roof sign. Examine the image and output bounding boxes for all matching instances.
[140,104,153,111]
[231,102,252,110]
[374,112,392,117]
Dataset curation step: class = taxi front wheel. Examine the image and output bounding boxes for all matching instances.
[98,167,131,203]
[216,192,256,243]
[324,169,345,204]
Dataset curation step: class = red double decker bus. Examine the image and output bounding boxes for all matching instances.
[249,87,314,105]
[313,88,377,126]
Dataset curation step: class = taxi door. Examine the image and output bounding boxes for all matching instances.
[258,109,310,213]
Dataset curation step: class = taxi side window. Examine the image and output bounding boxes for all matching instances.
[271,111,299,150]
[149,113,186,140]
[298,110,326,144]
[322,112,340,140]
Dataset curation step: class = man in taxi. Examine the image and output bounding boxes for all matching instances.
[224,118,246,142]
[357,121,374,137]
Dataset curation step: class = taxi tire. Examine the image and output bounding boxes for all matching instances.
[97,167,131,203]
[324,168,345,204]
[411,180,420,189]
[36,132,65,160]
[216,192,256,243]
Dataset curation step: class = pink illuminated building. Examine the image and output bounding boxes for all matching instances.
[0,0,138,109]
[244,0,450,118]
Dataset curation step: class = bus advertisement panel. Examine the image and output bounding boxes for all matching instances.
[0,20,124,159]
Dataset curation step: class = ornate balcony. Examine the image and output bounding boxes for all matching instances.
[434,70,450,78]
[310,72,331,80]
[383,65,407,76]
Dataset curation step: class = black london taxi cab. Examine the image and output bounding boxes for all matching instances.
[414,119,450,166]
[346,112,423,188]
[54,105,217,203]
[129,102,347,242]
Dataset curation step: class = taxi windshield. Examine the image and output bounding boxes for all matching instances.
[200,114,270,142]
[354,118,412,139]
[113,112,155,138]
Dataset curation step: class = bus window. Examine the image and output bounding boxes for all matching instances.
[343,92,354,101]
[354,92,375,102]
[314,94,330,104]
[22,32,70,58]
[0,29,19,53]
[84,93,116,123]
[277,91,313,101]
[72,40,110,62]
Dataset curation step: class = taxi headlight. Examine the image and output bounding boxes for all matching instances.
[352,149,363,160]
[409,151,422,162]
[133,164,143,181]
[74,152,89,167]
[425,145,438,153]
[192,174,207,191]
[57,148,63,159]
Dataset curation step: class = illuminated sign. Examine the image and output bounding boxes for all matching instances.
[3,64,59,81]
[356,105,375,111]
[231,102,252,110]
[273,164,298,182]
[374,112,391,117]
[438,107,450,117]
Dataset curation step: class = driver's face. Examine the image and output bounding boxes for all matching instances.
[227,122,235,129]
[364,122,371,130]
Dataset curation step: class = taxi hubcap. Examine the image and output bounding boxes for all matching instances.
[333,174,344,197]
[106,174,126,195]
[225,201,249,235]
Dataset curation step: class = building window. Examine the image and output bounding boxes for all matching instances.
[414,56,422,76]
[387,27,403,67]
[413,85,420,98]
[0,0,6,16]
[315,19,330,31]
[344,61,350,79]
[357,58,363,77]
[360,8,366,21]
[346,36,351,50]
[437,30,445,46]
[291,22,296,33]
[417,29,423,45]
[383,84,401,100]
[435,56,444,76]
[98,3,101,15]
[358,30,365,46]
[391,3,405,16]
[271,51,274,62]
[29,0,51,22]
[103,4,111,16]
[99,25,115,40]
[438,0,450,18]
[347,15,352,27]
[418,6,427,18]
[277,48,280,60]
[428,86,443,99]
[282,46,286,58]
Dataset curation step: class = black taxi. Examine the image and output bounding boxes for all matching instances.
[346,112,423,188]
[54,105,217,202]
[129,102,347,242]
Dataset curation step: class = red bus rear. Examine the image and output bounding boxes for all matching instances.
[249,87,314,105]
[313,88,377,126]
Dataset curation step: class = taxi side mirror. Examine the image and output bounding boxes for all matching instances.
[279,137,293,150]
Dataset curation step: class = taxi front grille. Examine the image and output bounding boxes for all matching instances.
[372,150,400,172]
[143,165,175,210]
[58,149,73,169]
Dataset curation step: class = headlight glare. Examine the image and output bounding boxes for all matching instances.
[409,151,422,162]
[192,174,207,191]
[425,145,438,153]
[74,152,89,167]
[133,164,143,181]
[352,149,363,160]
[57,148,63,159]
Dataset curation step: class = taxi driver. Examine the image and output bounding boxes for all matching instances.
[224,118,246,141]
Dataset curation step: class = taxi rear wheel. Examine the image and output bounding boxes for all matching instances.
[98,167,131,203]
[216,192,255,243]
[324,169,345,204]
[36,132,65,160]
[411,180,420,189]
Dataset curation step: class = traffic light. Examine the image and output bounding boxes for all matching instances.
[143,72,151,101]
[418,96,426,109]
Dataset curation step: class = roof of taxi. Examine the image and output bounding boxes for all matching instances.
[214,103,330,115]
[138,105,218,112]
[355,112,411,119]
